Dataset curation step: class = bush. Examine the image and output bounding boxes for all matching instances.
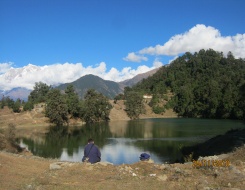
[23,101,34,111]
[153,106,165,114]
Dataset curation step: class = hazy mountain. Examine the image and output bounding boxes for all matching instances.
[0,87,31,101]
[119,68,160,87]
[57,74,124,99]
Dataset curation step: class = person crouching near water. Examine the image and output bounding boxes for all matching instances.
[82,138,101,164]
[140,153,154,163]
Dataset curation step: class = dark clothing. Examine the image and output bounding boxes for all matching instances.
[82,143,101,164]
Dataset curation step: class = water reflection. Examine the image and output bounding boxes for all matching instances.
[19,118,245,165]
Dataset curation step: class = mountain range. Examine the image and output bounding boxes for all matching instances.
[0,68,159,101]
[57,74,123,99]
[56,67,159,99]
[0,88,31,101]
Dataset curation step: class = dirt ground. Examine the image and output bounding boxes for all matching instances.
[1,106,245,190]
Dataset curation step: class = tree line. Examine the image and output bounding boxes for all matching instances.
[0,96,24,113]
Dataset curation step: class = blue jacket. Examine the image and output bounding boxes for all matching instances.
[82,143,101,164]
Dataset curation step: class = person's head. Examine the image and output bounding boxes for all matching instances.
[87,138,94,144]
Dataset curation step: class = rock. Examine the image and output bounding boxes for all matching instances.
[49,163,62,170]
[132,173,137,177]
[96,162,113,166]
[149,174,156,177]
[217,153,229,159]
[198,155,219,161]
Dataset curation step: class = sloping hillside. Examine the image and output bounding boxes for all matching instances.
[131,49,245,120]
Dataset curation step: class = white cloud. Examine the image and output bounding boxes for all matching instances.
[153,58,163,68]
[138,24,245,58]
[0,62,159,91]
[0,62,13,74]
[123,52,148,62]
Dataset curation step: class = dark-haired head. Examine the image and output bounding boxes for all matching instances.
[88,138,94,143]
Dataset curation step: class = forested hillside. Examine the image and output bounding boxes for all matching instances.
[132,49,245,120]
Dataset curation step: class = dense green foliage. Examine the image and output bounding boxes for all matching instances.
[23,101,34,111]
[132,49,245,120]
[28,82,51,104]
[64,85,81,118]
[12,99,22,113]
[113,93,125,103]
[80,89,112,123]
[45,89,69,126]
[124,87,145,119]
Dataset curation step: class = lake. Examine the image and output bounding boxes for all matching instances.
[19,118,245,165]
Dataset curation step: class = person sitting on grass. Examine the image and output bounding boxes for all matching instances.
[82,138,101,164]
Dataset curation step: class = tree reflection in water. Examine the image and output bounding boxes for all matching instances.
[21,123,112,159]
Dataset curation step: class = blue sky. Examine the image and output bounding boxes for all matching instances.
[0,0,245,90]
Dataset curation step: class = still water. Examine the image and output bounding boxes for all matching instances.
[19,118,244,165]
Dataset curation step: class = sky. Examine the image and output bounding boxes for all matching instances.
[0,0,245,90]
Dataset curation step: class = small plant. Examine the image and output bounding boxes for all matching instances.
[184,152,194,162]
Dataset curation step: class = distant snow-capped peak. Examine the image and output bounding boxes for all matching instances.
[3,64,41,83]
